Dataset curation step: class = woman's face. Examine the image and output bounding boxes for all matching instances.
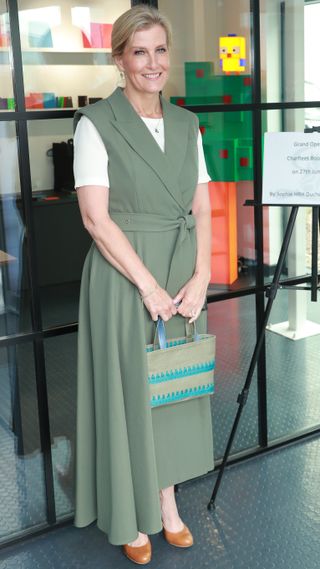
[116,24,170,96]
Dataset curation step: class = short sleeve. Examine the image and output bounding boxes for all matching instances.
[73,115,109,188]
[197,130,211,184]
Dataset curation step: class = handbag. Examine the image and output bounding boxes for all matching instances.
[146,318,215,408]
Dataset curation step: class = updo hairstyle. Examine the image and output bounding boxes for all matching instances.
[111,4,172,59]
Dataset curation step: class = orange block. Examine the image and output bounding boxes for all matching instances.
[209,181,238,284]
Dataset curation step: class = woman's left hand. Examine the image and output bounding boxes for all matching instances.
[173,273,209,323]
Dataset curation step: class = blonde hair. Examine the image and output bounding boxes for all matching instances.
[111,4,172,59]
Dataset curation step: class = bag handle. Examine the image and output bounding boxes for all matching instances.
[153,317,200,350]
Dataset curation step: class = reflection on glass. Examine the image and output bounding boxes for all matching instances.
[263,109,320,363]
[27,118,91,328]
[18,0,131,109]
[0,343,46,541]
[0,2,14,109]
[158,0,254,292]
[261,0,317,104]
[305,2,320,125]
[263,109,320,286]
[0,122,33,334]
[45,333,77,518]
[208,297,258,458]
[160,0,251,103]
[267,290,320,440]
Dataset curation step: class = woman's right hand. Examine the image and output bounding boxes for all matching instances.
[141,284,177,322]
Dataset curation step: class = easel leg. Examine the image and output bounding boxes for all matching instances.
[207,206,299,510]
[311,206,319,302]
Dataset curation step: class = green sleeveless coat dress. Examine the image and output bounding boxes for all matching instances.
[74,86,214,545]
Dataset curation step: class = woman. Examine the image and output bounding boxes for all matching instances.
[73,4,214,565]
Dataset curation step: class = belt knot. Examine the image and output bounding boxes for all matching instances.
[178,214,196,231]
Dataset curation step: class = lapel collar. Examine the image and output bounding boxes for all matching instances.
[108,87,189,210]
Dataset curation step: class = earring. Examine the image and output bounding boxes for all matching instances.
[116,69,125,87]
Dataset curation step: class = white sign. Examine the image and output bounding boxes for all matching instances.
[262,132,320,205]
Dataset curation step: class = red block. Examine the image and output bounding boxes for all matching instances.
[82,23,113,48]
[223,95,232,104]
[200,126,206,135]
[196,69,204,78]
[240,157,249,167]
[176,98,185,106]
[243,77,251,86]
[25,93,44,109]
[220,149,229,159]
[81,31,91,48]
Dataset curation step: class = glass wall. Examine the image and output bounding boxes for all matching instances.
[0,122,34,335]
[208,297,258,458]
[159,0,256,293]
[262,103,320,441]
[0,342,47,543]
[18,0,131,109]
[0,0,319,547]
[159,0,252,104]
[45,333,77,519]
[27,118,91,327]
[0,0,14,111]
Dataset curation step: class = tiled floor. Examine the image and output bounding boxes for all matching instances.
[0,434,319,569]
[0,285,320,560]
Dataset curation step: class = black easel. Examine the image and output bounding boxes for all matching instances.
[207,203,320,510]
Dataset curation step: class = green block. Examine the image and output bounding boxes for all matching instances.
[235,143,253,181]
[185,61,213,78]
[224,110,244,123]
[185,96,218,105]
[185,62,214,97]
[170,95,222,106]
[196,114,211,127]
[203,139,236,182]
[204,75,252,104]
[201,127,220,142]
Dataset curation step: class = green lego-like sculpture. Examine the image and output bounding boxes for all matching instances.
[170,62,254,182]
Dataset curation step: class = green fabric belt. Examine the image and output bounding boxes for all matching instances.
[109,212,195,232]
[109,212,196,295]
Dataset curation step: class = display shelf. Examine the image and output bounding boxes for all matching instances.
[20,47,112,53]
[15,188,77,206]
[0,48,113,65]
[22,50,113,65]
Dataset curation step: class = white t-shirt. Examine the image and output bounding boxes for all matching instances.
[73,115,211,188]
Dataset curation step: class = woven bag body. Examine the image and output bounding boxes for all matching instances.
[146,331,215,407]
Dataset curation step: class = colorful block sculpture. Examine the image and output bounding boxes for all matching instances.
[219,34,246,74]
[170,61,261,284]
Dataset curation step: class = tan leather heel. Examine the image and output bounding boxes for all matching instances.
[122,537,152,565]
[162,523,194,548]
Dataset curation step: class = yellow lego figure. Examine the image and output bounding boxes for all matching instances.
[219,34,246,74]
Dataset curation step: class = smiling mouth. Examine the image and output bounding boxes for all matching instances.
[142,73,162,80]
